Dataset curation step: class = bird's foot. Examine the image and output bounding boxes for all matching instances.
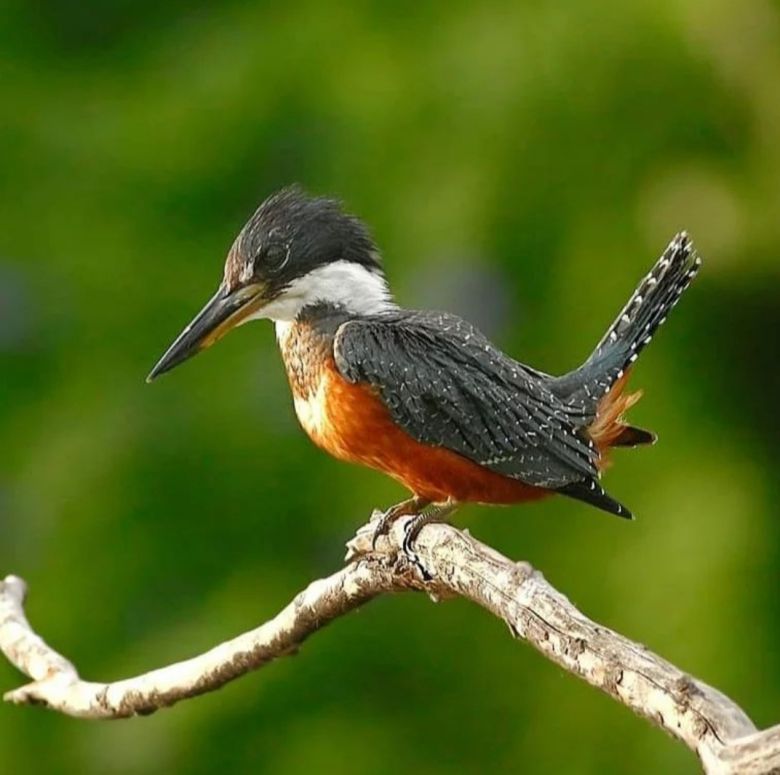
[371,496,430,550]
[400,500,458,580]
[351,497,458,580]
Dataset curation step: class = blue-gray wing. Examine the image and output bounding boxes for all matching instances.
[333,310,599,489]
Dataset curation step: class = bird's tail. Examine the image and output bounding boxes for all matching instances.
[553,232,701,413]
[551,233,700,521]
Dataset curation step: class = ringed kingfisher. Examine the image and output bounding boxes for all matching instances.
[148,186,701,560]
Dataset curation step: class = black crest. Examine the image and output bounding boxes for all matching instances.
[226,186,382,290]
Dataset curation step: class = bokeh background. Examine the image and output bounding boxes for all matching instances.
[1,1,779,773]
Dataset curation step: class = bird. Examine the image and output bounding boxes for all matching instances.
[148,186,701,563]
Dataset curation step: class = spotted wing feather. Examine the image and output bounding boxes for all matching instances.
[333,311,601,492]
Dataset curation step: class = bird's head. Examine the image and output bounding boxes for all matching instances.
[147,186,393,381]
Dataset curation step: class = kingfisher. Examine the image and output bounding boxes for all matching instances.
[148,186,700,558]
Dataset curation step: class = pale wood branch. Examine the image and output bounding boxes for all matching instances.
[0,514,776,773]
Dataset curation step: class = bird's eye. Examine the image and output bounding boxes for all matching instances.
[262,243,289,273]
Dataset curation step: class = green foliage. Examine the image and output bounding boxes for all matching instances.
[1,2,779,773]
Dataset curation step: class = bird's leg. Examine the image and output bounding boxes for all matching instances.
[402,499,459,580]
[372,495,430,549]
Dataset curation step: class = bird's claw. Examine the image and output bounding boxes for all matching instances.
[401,521,433,581]
[370,510,394,551]
[399,503,457,580]
[368,498,457,580]
[370,496,428,550]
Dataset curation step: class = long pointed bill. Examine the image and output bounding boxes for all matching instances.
[147,283,266,382]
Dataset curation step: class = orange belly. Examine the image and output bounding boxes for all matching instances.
[292,359,549,505]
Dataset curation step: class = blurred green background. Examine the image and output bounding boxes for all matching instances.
[1,1,779,773]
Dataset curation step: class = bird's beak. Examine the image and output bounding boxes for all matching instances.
[147,283,267,382]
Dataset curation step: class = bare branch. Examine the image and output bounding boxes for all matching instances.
[0,560,396,718]
[709,725,780,775]
[0,514,775,773]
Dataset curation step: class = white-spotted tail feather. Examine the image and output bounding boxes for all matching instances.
[555,232,701,409]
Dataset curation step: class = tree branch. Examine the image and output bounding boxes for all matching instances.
[1,514,777,773]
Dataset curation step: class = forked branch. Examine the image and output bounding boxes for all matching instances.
[0,515,777,774]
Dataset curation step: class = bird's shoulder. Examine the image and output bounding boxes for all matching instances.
[333,308,534,386]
